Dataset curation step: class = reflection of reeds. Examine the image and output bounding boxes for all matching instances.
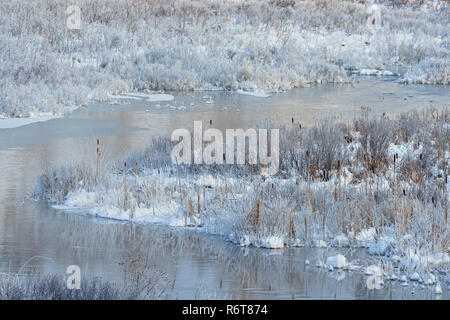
[288,215,295,241]
[96,138,100,183]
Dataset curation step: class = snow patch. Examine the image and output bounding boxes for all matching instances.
[0,113,60,129]
[237,89,272,98]
[326,254,348,269]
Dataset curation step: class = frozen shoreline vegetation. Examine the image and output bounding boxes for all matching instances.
[0,250,169,300]
[1,0,449,117]
[35,108,449,288]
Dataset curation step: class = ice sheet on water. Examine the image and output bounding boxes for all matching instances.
[0,113,60,129]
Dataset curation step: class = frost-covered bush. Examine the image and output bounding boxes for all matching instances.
[303,118,346,180]
[354,114,393,174]
[1,0,449,116]
[0,269,168,300]
[0,275,121,300]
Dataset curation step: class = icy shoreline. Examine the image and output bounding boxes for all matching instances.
[48,172,449,293]
[0,113,61,129]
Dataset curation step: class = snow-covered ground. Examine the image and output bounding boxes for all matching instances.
[35,108,449,289]
[1,0,449,117]
[0,112,61,129]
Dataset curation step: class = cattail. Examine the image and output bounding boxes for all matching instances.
[255,199,260,225]
[197,190,200,214]
[304,217,308,240]
[323,196,327,236]
[342,196,345,234]
[299,123,302,130]
[295,159,299,169]
[419,153,423,161]
[431,225,435,252]
[189,199,193,218]
[123,161,128,212]
[445,196,448,225]
[403,189,406,196]
[96,138,100,182]
[306,150,309,158]
[223,153,226,162]
[209,119,212,126]
[337,160,340,170]
[291,117,294,124]
[289,216,295,240]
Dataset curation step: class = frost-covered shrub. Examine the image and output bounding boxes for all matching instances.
[0,270,168,300]
[303,118,346,180]
[0,275,122,300]
[354,114,393,174]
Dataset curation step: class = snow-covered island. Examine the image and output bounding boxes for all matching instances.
[35,108,449,290]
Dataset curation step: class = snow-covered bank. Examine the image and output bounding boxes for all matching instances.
[35,107,449,287]
[1,0,449,117]
[0,113,61,129]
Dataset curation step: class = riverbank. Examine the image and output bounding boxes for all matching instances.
[1,0,449,117]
